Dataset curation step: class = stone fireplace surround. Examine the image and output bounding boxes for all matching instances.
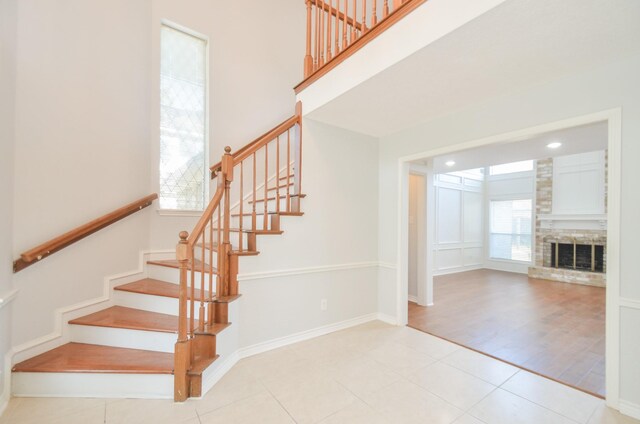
[528,157,607,287]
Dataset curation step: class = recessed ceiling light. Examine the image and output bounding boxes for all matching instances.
[547,142,562,149]
[445,160,456,167]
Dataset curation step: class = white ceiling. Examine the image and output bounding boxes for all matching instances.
[427,121,607,173]
[306,0,640,137]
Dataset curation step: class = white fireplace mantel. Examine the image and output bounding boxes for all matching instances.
[538,214,607,230]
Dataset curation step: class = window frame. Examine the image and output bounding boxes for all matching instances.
[488,197,534,263]
[489,160,534,176]
[158,20,210,213]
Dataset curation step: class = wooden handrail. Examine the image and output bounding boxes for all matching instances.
[210,114,301,178]
[315,0,364,31]
[13,193,158,273]
[298,0,425,90]
[174,102,303,401]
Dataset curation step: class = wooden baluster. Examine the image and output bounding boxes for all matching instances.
[276,135,280,214]
[217,204,221,295]
[252,152,257,231]
[264,143,269,229]
[189,245,195,335]
[327,0,332,61]
[351,0,357,41]
[342,0,348,49]
[304,0,313,77]
[239,160,244,251]
[208,215,213,322]
[199,232,205,331]
[362,0,367,32]
[383,0,389,18]
[293,102,303,213]
[221,146,233,296]
[286,129,291,213]
[320,1,325,67]
[315,1,320,70]
[392,0,402,12]
[372,0,378,26]
[174,231,190,401]
[335,0,340,54]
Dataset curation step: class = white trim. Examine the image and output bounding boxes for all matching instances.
[0,288,18,310]
[198,351,241,399]
[619,297,640,310]
[156,209,203,217]
[237,261,381,282]
[237,313,379,357]
[377,312,399,325]
[408,294,418,303]
[396,108,622,408]
[0,381,9,419]
[619,400,640,420]
[378,262,397,270]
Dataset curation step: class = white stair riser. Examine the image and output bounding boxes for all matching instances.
[113,290,181,316]
[69,324,176,353]
[147,265,215,283]
[12,372,173,398]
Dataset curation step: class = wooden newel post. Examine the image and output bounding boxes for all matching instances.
[219,147,234,296]
[293,102,303,212]
[304,0,313,77]
[174,230,191,402]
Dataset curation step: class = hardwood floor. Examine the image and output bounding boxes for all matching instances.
[408,269,606,397]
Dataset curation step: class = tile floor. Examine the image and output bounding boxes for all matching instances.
[1,321,637,424]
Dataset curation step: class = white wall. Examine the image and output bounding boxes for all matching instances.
[148,0,305,249]
[433,172,484,275]
[484,168,535,273]
[11,0,153,347]
[553,151,606,215]
[0,0,17,410]
[236,119,380,347]
[378,53,640,410]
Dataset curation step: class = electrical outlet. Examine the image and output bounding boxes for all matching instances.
[320,299,327,311]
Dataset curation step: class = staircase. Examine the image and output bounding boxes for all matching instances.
[11,103,304,401]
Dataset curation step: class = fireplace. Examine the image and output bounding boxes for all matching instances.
[550,242,604,272]
[543,236,606,274]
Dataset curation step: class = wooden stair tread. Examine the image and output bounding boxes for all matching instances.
[12,343,173,374]
[114,278,211,300]
[188,355,219,376]
[267,182,294,191]
[147,259,216,272]
[213,228,284,235]
[194,322,231,336]
[69,306,185,334]
[248,193,306,204]
[195,242,260,256]
[230,211,304,217]
[214,294,242,303]
[278,174,295,181]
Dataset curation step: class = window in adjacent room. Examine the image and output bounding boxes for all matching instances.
[159,24,208,210]
[489,160,534,176]
[489,199,533,262]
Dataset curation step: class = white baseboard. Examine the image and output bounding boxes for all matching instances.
[237,313,379,358]
[198,351,241,399]
[407,295,418,303]
[619,400,640,420]
[376,313,398,325]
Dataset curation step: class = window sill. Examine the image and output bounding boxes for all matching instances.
[157,209,203,217]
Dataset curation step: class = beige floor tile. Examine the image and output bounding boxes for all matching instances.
[442,347,519,386]
[366,341,437,378]
[470,388,576,424]
[325,355,402,398]
[588,403,640,424]
[396,328,461,359]
[199,391,294,424]
[362,379,463,424]
[194,365,267,415]
[48,405,106,424]
[502,370,601,423]
[0,397,105,424]
[453,414,486,424]
[409,361,496,410]
[106,398,199,424]
[265,373,357,424]
[318,400,391,424]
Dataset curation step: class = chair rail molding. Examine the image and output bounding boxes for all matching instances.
[0,288,18,310]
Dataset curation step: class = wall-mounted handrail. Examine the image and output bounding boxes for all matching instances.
[13,193,158,273]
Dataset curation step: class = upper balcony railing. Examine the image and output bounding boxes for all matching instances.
[297,0,426,92]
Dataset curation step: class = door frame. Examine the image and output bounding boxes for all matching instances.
[395,108,622,407]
